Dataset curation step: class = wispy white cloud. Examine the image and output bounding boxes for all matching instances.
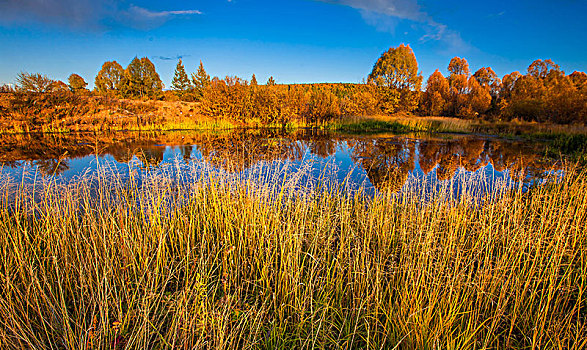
[316,0,470,52]
[120,6,202,29]
[0,0,202,30]
[154,54,191,61]
[319,0,424,21]
[126,6,202,19]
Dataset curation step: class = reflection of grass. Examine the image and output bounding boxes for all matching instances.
[1,163,586,348]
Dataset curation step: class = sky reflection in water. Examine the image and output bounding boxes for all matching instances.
[0,130,562,198]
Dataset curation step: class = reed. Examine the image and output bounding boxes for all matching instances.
[0,160,585,349]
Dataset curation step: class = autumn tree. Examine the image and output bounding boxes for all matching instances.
[16,72,55,93]
[191,61,211,101]
[421,70,450,116]
[497,59,580,122]
[53,80,70,92]
[473,67,500,97]
[68,74,87,92]
[448,57,470,76]
[446,57,472,116]
[447,57,470,93]
[569,71,587,91]
[94,61,125,96]
[170,59,193,99]
[266,76,276,86]
[527,59,561,79]
[503,74,545,121]
[123,57,163,99]
[467,76,492,117]
[368,44,422,113]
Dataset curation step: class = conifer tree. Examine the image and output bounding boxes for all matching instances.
[171,59,193,99]
[250,74,258,86]
[124,57,162,99]
[191,61,210,100]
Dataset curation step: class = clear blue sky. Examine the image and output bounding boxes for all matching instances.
[0,0,585,88]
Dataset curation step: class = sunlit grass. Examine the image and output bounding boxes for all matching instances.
[0,161,586,349]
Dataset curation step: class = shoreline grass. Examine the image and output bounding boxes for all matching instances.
[0,162,586,348]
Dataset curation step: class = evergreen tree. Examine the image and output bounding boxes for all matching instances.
[191,61,210,101]
[250,74,258,86]
[124,57,163,99]
[171,59,193,99]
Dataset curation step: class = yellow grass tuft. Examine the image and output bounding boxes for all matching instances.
[0,161,585,348]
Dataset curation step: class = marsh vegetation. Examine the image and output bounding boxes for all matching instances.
[0,158,586,348]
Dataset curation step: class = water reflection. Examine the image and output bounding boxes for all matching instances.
[0,129,560,192]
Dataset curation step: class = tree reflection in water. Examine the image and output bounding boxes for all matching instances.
[0,130,561,191]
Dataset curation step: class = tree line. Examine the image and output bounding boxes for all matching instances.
[3,46,586,126]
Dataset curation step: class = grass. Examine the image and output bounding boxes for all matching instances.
[542,134,587,164]
[331,114,587,141]
[0,161,586,348]
[329,115,474,134]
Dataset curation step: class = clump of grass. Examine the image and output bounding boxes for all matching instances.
[330,119,411,133]
[545,134,587,164]
[332,115,478,134]
[0,161,586,349]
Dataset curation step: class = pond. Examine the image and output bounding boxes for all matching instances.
[0,129,562,197]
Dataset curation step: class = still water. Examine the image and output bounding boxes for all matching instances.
[0,129,561,196]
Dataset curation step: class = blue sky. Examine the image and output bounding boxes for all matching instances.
[0,0,585,88]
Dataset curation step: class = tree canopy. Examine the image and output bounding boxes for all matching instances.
[367,44,422,91]
[421,70,450,116]
[16,72,55,93]
[94,61,125,95]
[250,74,258,86]
[124,57,163,99]
[191,61,211,101]
[171,59,193,98]
[448,57,470,77]
[68,74,87,92]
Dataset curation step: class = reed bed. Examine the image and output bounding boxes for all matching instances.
[0,160,586,349]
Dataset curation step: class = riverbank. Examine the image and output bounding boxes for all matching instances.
[2,92,587,163]
[331,113,587,136]
[2,92,587,136]
[0,163,585,348]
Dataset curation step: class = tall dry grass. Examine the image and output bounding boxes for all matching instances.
[0,160,586,349]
